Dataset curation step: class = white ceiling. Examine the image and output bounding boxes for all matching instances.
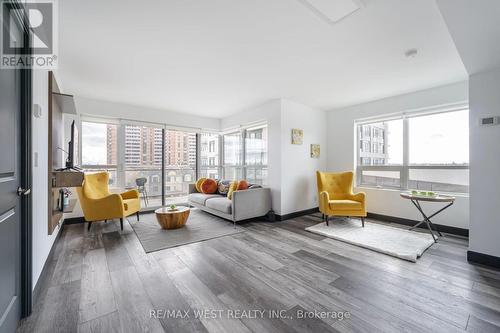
[58,0,467,118]
[437,0,500,75]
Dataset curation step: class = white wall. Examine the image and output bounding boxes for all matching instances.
[468,69,500,256]
[280,99,327,215]
[326,81,470,229]
[221,100,283,214]
[75,96,220,130]
[32,70,62,289]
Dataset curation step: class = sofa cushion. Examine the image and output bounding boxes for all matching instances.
[201,178,218,194]
[195,177,206,193]
[237,180,249,190]
[217,180,232,195]
[227,181,238,200]
[205,197,232,214]
[188,193,221,205]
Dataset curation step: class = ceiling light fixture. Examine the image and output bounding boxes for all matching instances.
[405,49,418,58]
[298,0,364,26]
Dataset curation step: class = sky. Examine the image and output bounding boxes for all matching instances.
[82,122,107,165]
[386,110,469,165]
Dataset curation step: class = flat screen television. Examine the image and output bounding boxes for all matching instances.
[66,120,80,169]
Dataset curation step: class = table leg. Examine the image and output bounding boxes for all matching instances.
[409,199,450,242]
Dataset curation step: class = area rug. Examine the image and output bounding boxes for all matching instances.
[130,208,245,253]
[305,219,435,262]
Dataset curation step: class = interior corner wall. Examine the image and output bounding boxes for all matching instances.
[468,69,500,256]
[280,99,327,215]
[32,69,62,289]
[325,81,470,229]
[220,99,327,216]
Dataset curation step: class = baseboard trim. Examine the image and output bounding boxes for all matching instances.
[367,212,468,237]
[467,251,500,269]
[276,207,319,221]
[63,216,85,225]
[32,225,63,305]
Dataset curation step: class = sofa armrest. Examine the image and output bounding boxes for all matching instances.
[82,193,124,221]
[121,189,139,200]
[348,192,365,203]
[318,190,330,214]
[232,188,271,221]
[188,183,198,194]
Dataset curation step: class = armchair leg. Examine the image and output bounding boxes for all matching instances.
[120,218,124,231]
[136,211,140,221]
[104,219,107,223]
[322,214,325,221]
[325,215,329,226]
[361,217,365,228]
[87,222,92,231]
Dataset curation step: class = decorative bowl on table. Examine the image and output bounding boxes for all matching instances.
[411,190,436,197]
[167,204,178,212]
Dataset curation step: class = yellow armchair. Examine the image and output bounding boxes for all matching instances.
[76,172,141,231]
[316,171,366,227]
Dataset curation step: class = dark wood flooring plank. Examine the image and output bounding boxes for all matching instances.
[102,231,133,273]
[32,280,81,333]
[138,266,209,333]
[109,266,164,333]
[467,314,500,333]
[78,311,121,333]
[50,226,85,286]
[168,267,252,333]
[79,248,117,323]
[212,239,391,333]
[294,250,465,332]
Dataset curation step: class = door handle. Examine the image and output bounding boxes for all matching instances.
[17,187,31,196]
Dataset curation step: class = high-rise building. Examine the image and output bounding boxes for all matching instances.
[106,125,117,165]
[358,123,388,165]
[200,132,219,179]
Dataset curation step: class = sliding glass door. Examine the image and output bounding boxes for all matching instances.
[122,124,163,208]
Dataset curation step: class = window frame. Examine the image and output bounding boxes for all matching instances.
[221,123,268,185]
[356,107,469,194]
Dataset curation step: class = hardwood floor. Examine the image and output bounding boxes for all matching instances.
[17,213,500,333]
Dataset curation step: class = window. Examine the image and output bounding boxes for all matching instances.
[81,119,268,210]
[164,129,196,204]
[223,131,243,180]
[81,121,118,186]
[222,124,268,185]
[123,124,163,207]
[407,110,469,192]
[356,109,469,193]
[245,125,268,185]
[200,132,220,179]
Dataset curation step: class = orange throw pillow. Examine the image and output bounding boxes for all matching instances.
[195,177,206,192]
[201,178,218,194]
[237,180,249,190]
[227,181,238,200]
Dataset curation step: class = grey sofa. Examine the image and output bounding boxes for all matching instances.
[188,184,271,225]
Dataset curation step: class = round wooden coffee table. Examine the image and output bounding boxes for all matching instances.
[154,206,190,230]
